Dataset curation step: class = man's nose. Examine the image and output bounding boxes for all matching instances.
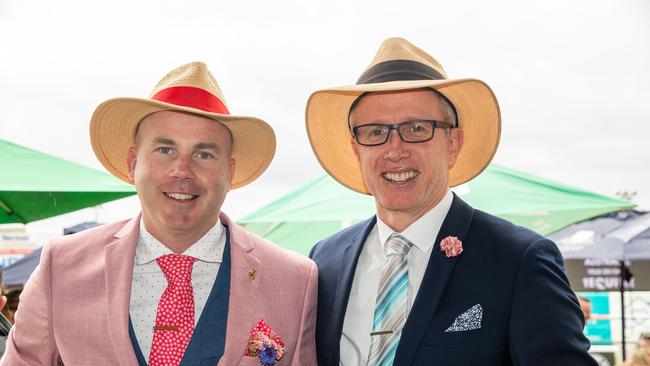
[170,155,195,179]
[384,129,408,161]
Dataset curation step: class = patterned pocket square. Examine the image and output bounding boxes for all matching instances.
[445,304,483,332]
[244,319,285,365]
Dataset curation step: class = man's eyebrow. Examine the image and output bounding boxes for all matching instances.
[151,138,220,153]
[195,142,220,152]
[153,137,176,145]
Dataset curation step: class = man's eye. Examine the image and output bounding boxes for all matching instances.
[407,123,429,135]
[367,128,386,137]
[197,152,212,159]
[158,147,172,154]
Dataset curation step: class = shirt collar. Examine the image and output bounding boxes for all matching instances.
[377,189,454,254]
[135,218,225,265]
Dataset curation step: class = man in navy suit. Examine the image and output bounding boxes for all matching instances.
[305,37,596,365]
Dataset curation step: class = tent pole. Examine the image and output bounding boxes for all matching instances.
[0,198,26,223]
[620,260,627,361]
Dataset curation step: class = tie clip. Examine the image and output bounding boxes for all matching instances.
[154,325,179,331]
[370,330,394,336]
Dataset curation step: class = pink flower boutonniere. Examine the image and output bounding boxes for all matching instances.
[440,236,463,257]
[244,319,285,365]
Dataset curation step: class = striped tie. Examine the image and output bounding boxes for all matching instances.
[368,233,413,366]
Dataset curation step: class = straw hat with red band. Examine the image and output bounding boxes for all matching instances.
[90,61,276,189]
[305,37,501,194]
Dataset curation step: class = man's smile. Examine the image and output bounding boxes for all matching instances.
[382,170,419,183]
[164,192,198,201]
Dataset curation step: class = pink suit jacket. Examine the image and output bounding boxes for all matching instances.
[1,213,318,365]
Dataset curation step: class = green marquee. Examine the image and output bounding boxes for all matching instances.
[0,139,136,224]
[239,164,633,255]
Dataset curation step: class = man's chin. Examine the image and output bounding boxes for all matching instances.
[375,197,420,214]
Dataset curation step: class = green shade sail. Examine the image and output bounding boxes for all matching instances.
[0,139,136,224]
[239,164,634,255]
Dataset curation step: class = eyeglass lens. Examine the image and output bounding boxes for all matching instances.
[354,120,439,146]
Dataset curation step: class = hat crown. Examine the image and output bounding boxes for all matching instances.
[357,38,449,85]
[370,37,448,79]
[149,62,229,110]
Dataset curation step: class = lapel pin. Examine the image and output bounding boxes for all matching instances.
[248,268,257,280]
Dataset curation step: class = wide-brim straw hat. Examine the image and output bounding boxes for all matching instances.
[305,37,501,194]
[90,61,276,189]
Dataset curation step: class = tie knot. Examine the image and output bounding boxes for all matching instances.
[156,254,198,284]
[386,233,412,257]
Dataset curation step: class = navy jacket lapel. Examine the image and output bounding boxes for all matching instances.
[316,217,376,366]
[394,194,474,366]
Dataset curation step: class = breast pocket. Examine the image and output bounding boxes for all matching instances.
[422,326,489,346]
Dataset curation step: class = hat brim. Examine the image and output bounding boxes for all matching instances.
[305,79,501,194]
[90,97,276,189]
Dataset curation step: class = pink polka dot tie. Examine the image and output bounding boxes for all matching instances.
[149,254,199,366]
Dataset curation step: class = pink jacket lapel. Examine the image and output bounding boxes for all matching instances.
[104,215,140,365]
[219,213,261,365]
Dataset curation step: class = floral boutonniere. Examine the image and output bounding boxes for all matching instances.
[244,319,285,365]
[440,236,463,257]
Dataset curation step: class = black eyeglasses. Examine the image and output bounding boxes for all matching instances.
[351,119,454,146]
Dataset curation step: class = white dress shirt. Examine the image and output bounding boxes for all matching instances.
[129,219,226,360]
[340,190,453,366]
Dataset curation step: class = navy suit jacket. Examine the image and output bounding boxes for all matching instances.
[309,195,596,366]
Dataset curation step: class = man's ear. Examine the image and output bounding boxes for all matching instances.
[448,128,464,167]
[350,137,360,161]
[127,147,137,183]
[228,158,236,185]
[0,295,7,311]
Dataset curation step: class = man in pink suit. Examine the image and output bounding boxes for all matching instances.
[1,62,317,366]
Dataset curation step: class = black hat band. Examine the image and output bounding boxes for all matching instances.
[357,60,445,84]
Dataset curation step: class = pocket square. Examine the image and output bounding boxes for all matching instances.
[244,319,285,365]
[445,304,483,332]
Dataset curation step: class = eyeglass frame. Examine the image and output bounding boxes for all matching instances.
[351,119,455,147]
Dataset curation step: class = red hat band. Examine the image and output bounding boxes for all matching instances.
[151,86,230,115]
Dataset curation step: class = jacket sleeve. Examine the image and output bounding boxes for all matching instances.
[0,240,61,365]
[291,260,319,365]
[508,238,597,365]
